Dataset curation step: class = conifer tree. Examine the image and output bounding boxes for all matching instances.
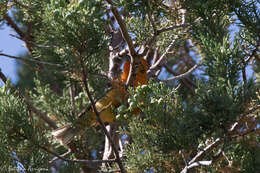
[0,0,259,172]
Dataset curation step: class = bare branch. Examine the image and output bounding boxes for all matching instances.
[162,62,201,81]
[181,161,212,173]
[180,104,260,173]
[79,59,126,173]
[157,23,190,34]
[163,64,196,90]
[25,100,58,129]
[39,145,116,164]
[106,0,136,56]
[190,138,222,164]
[3,14,26,39]
[147,4,157,35]
[229,104,260,134]
[149,38,176,71]
[0,53,63,67]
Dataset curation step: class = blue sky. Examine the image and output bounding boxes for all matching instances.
[0,24,27,85]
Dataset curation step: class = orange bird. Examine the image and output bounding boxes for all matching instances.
[52,58,148,145]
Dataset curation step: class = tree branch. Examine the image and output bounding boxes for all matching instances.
[191,138,222,164]
[149,38,176,71]
[39,145,116,164]
[180,104,260,172]
[0,53,63,67]
[3,14,26,38]
[163,64,196,94]
[181,161,212,173]
[106,0,136,56]
[245,33,260,63]
[162,62,201,81]
[157,23,190,34]
[0,71,7,84]
[3,14,33,53]
[79,59,126,173]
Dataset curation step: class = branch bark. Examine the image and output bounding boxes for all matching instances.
[106,0,136,57]
[39,145,117,164]
[80,59,126,173]
[162,62,201,81]
[0,53,63,67]
[149,38,176,71]
[3,14,33,53]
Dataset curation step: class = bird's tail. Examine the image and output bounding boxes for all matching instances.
[52,124,81,146]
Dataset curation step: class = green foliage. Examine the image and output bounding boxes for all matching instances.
[1,0,259,172]
[0,81,50,171]
[119,82,186,171]
[37,0,107,68]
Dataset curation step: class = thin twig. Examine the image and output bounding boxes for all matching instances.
[229,104,260,133]
[9,34,55,49]
[100,169,121,173]
[147,3,157,35]
[0,53,63,67]
[242,62,247,84]
[39,145,116,164]
[140,20,197,58]
[163,64,196,89]
[79,59,126,173]
[157,23,190,34]
[69,80,75,112]
[162,63,201,81]
[245,35,260,63]
[149,38,176,71]
[50,150,71,164]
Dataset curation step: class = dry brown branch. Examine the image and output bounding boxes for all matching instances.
[3,14,26,38]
